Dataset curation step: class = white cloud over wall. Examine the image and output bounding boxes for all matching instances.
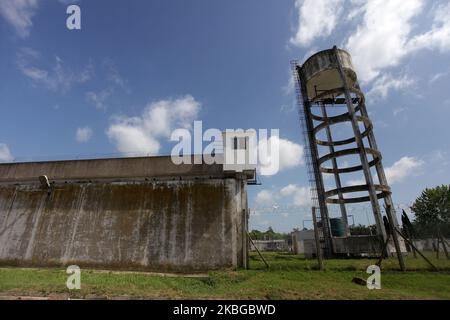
[107,95,200,156]
[0,143,14,162]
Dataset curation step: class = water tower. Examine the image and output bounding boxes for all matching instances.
[292,46,404,265]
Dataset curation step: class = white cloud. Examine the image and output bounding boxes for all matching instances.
[385,156,424,184]
[280,184,311,206]
[282,75,295,96]
[86,59,128,110]
[75,127,93,143]
[0,0,39,38]
[349,0,450,83]
[344,156,424,186]
[346,178,365,186]
[0,143,14,162]
[86,89,112,110]
[278,137,304,168]
[280,103,296,113]
[17,48,93,93]
[290,0,344,47]
[291,0,450,92]
[427,149,449,168]
[254,184,311,208]
[393,107,406,117]
[345,0,423,83]
[107,95,200,156]
[107,122,160,155]
[255,190,275,206]
[258,136,304,176]
[103,59,127,90]
[279,184,298,197]
[407,1,450,53]
[429,71,449,84]
[367,74,415,99]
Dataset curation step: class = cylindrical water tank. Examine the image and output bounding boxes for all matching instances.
[330,218,345,237]
[301,48,357,99]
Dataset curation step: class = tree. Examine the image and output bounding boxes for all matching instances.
[410,185,450,237]
[349,224,377,236]
[265,226,276,240]
[248,228,289,241]
[249,229,263,240]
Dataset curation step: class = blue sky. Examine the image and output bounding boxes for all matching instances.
[0,0,449,232]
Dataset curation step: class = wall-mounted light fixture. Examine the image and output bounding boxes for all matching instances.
[39,175,50,189]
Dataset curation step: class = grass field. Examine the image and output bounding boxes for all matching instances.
[0,252,449,299]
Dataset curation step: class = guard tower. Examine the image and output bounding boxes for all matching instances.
[292,47,404,265]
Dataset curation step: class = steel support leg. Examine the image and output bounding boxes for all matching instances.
[298,67,334,258]
[319,103,350,236]
[333,46,387,243]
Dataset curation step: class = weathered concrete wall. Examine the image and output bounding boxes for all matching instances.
[291,230,315,254]
[0,157,249,272]
[412,239,450,252]
[303,236,407,258]
[0,155,225,183]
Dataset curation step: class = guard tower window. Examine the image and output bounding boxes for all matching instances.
[233,137,247,150]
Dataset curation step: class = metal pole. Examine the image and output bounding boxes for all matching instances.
[436,234,440,259]
[242,179,249,270]
[319,102,350,235]
[312,207,324,270]
[376,234,391,267]
[333,46,387,244]
[357,100,400,226]
[395,227,438,271]
[404,227,417,258]
[297,66,334,258]
[247,231,269,268]
[439,236,449,260]
[353,77,405,270]
[386,204,406,271]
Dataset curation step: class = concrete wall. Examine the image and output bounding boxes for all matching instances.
[412,238,450,252]
[303,236,407,259]
[251,240,289,252]
[0,157,249,272]
[291,230,314,254]
[0,155,225,184]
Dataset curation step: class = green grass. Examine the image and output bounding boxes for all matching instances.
[0,252,449,299]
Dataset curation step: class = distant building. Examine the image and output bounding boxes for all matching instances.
[251,240,289,252]
[291,229,315,254]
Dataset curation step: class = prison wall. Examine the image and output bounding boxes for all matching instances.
[0,156,248,272]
